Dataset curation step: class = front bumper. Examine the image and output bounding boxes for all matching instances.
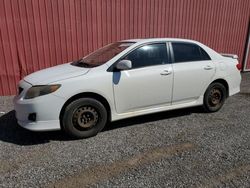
[16,119,61,131]
[14,80,66,131]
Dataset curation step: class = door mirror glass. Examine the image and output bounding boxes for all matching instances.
[116,60,132,70]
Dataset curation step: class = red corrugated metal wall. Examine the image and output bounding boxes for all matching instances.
[246,51,250,70]
[245,26,250,70]
[0,0,249,96]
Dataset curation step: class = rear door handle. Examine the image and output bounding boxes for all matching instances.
[160,70,172,75]
[204,65,213,70]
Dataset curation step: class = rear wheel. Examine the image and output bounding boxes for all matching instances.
[203,82,227,112]
[62,98,107,138]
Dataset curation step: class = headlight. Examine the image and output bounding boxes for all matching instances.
[24,85,61,99]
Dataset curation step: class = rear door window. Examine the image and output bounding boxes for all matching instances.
[172,42,211,63]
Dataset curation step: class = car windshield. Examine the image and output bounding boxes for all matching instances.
[71,42,135,68]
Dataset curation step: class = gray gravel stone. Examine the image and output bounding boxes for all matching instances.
[0,73,249,187]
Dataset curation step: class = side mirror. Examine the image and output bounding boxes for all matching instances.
[115,60,132,70]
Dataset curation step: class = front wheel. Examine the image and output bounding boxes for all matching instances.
[62,98,107,139]
[203,82,227,112]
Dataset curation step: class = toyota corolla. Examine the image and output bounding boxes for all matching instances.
[14,38,241,138]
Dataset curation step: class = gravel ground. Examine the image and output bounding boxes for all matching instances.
[0,73,250,188]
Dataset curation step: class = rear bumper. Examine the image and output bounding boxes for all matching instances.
[226,73,241,96]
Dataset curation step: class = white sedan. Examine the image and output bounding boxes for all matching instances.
[14,38,241,138]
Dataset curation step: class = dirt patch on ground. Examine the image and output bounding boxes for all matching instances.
[199,164,250,188]
[49,143,195,188]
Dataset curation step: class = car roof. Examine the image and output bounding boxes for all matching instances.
[120,38,198,44]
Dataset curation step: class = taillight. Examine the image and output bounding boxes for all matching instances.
[236,63,242,70]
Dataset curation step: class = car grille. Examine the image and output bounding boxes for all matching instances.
[18,87,24,95]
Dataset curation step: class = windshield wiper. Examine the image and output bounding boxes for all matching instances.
[71,59,92,68]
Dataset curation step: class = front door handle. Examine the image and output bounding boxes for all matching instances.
[160,70,172,75]
[204,65,213,70]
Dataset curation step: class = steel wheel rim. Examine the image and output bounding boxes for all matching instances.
[208,88,222,107]
[72,106,99,130]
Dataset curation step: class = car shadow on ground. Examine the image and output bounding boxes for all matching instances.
[0,107,203,146]
[104,107,202,131]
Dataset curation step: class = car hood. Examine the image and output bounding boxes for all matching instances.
[24,63,90,85]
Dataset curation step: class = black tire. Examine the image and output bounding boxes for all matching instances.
[62,98,107,139]
[203,82,227,112]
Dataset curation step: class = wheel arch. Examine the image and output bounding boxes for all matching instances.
[209,78,229,97]
[59,92,112,128]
